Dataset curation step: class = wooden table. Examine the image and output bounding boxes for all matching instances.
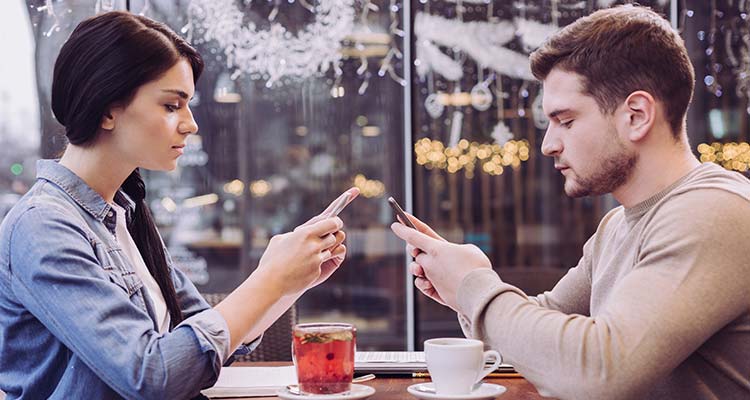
[229,362,546,400]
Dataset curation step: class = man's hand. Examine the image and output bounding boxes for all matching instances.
[391,213,492,311]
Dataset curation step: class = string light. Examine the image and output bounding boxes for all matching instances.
[183,193,219,208]
[249,180,272,197]
[223,179,245,196]
[697,142,750,172]
[353,174,386,198]
[414,137,530,177]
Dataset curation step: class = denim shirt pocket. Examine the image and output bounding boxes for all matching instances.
[92,241,144,297]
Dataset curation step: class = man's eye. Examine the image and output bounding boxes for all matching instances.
[165,104,179,112]
[561,120,574,128]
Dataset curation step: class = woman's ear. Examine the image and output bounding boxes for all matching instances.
[623,90,656,142]
[100,111,115,131]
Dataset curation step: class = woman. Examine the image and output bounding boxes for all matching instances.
[0,11,355,399]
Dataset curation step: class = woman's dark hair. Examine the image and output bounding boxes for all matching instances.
[51,11,205,327]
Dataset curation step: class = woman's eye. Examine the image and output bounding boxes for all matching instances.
[165,104,179,112]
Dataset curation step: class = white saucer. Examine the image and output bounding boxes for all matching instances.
[277,384,375,400]
[407,383,507,400]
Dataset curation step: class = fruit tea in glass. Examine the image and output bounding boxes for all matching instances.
[292,323,356,395]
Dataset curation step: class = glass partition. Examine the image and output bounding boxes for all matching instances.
[4,0,741,351]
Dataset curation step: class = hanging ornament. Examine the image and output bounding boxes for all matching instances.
[470,84,493,111]
[377,0,407,87]
[355,39,370,94]
[187,0,355,86]
[531,88,548,129]
[596,0,618,7]
[439,0,490,3]
[350,5,368,95]
[425,93,445,119]
[358,71,372,95]
[725,29,739,68]
[37,0,61,37]
[734,3,750,108]
[597,0,669,7]
[491,122,514,145]
[558,1,586,11]
[138,0,151,15]
[95,0,115,13]
[470,71,494,111]
[448,110,464,148]
[378,47,407,87]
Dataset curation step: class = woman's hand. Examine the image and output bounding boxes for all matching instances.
[301,229,346,289]
[256,217,343,296]
[289,188,359,288]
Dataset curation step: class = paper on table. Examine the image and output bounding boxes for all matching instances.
[201,366,297,398]
[355,351,515,374]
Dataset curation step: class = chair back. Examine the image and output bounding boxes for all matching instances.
[201,293,297,361]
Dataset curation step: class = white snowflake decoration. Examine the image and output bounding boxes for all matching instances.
[491,122,514,145]
[187,0,355,86]
[414,12,561,82]
[515,18,558,53]
[416,39,464,81]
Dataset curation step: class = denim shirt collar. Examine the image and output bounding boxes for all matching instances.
[36,159,136,229]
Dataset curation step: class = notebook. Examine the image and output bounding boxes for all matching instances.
[354,351,515,374]
[201,366,297,398]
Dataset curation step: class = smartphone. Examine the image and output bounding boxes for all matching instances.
[387,197,417,229]
[323,190,353,218]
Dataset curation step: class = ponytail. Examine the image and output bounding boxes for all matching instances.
[121,169,184,327]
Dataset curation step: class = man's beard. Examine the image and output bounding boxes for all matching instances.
[564,139,638,198]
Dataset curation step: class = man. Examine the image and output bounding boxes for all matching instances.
[391,5,750,400]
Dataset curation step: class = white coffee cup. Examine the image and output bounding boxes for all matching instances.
[424,338,502,395]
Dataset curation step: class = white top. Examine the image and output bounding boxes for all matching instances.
[111,203,170,333]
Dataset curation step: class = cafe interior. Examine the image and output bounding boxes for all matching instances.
[1,0,748,399]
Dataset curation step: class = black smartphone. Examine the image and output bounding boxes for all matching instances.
[387,197,417,229]
[388,197,424,259]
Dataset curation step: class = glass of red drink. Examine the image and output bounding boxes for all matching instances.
[292,323,356,395]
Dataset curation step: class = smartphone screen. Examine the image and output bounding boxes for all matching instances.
[387,197,417,229]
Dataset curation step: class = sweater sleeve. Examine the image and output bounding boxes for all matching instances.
[455,189,750,400]
[528,245,592,315]
[530,208,624,314]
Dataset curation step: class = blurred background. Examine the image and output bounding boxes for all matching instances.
[2,0,747,350]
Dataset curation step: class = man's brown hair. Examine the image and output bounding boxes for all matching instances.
[529,5,695,137]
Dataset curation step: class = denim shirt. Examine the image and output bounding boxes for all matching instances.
[0,160,256,399]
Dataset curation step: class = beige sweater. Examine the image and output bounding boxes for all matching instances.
[457,163,750,400]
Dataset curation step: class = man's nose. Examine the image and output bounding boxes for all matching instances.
[541,126,561,156]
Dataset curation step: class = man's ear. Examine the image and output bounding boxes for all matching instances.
[100,109,116,131]
[622,91,656,142]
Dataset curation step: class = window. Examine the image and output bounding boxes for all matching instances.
[7,0,737,352]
